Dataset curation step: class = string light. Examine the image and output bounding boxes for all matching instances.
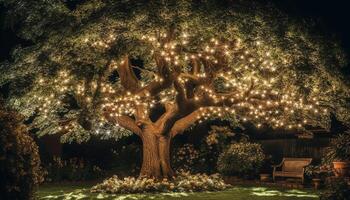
[34,31,329,135]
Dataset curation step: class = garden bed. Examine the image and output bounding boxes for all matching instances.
[91,172,228,193]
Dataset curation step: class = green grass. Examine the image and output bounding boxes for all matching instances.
[37,183,320,200]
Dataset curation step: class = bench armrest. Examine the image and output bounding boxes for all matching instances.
[301,160,312,173]
[271,163,283,172]
[302,166,308,174]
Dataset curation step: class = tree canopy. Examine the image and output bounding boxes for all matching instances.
[1,0,349,144]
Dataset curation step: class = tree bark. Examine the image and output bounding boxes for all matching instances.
[159,136,174,178]
[140,131,174,179]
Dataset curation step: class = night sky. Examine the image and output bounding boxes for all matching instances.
[273,0,350,53]
[1,0,350,64]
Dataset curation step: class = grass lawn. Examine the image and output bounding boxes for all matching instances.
[37,183,320,200]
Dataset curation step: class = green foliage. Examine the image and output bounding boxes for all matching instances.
[172,126,255,174]
[197,125,241,174]
[0,0,349,142]
[217,142,265,177]
[320,177,350,200]
[43,156,104,182]
[172,144,200,172]
[304,164,333,180]
[204,126,236,147]
[91,171,228,194]
[282,132,350,180]
[1,0,72,41]
[109,143,141,176]
[324,131,350,162]
[172,126,242,174]
[0,106,44,200]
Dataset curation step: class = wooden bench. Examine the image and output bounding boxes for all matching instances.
[272,157,312,184]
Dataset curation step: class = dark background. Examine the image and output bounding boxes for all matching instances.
[1,0,350,62]
[274,0,350,52]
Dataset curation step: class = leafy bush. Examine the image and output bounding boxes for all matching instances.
[304,165,333,182]
[91,171,228,193]
[172,126,254,175]
[305,164,332,179]
[217,142,265,177]
[0,107,44,200]
[172,144,200,172]
[205,126,236,147]
[197,126,238,174]
[324,131,350,162]
[320,177,350,200]
[109,143,141,176]
[43,156,104,182]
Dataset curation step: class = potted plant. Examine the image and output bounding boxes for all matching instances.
[306,165,332,190]
[324,132,350,177]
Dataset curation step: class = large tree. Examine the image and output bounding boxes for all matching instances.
[1,0,349,178]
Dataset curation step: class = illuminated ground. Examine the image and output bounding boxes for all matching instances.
[37,183,320,200]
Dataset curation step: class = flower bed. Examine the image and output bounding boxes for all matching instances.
[91,171,229,194]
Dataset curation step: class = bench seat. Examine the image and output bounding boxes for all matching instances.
[273,171,303,177]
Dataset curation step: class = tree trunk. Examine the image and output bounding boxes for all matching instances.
[140,131,174,179]
[158,136,174,178]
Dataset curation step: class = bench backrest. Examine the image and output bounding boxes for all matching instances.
[282,158,312,172]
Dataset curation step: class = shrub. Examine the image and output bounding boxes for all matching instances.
[172,144,200,172]
[0,107,44,200]
[217,142,265,177]
[305,165,333,181]
[43,156,104,182]
[169,126,247,174]
[197,126,237,174]
[91,171,228,194]
[320,177,350,200]
[110,143,141,176]
[324,131,350,162]
[205,126,236,147]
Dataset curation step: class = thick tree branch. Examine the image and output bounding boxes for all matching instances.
[117,115,143,136]
[153,102,178,135]
[136,77,173,97]
[135,104,152,126]
[169,82,255,137]
[103,106,142,136]
[191,59,200,74]
[179,73,207,85]
[117,55,139,92]
[106,114,143,136]
[170,108,203,137]
[173,78,188,105]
